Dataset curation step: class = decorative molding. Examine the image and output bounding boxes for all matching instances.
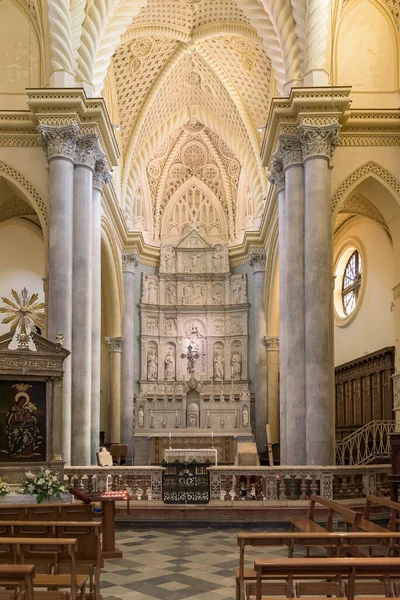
[93,154,113,191]
[38,124,79,162]
[298,123,341,162]
[0,160,48,227]
[278,133,302,169]
[75,134,99,169]
[105,336,123,353]
[122,252,140,273]
[248,250,266,272]
[267,151,285,191]
[265,336,279,351]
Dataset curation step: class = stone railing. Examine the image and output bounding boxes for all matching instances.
[207,464,391,502]
[64,466,164,501]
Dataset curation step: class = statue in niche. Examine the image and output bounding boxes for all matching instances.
[213,288,223,305]
[182,287,189,305]
[242,405,249,428]
[164,245,176,273]
[166,284,176,305]
[232,278,243,304]
[188,414,197,428]
[164,347,175,380]
[138,406,145,428]
[214,348,224,380]
[231,351,242,380]
[146,278,158,304]
[213,245,224,271]
[190,252,203,271]
[147,347,158,380]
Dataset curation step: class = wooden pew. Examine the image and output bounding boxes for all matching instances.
[0,522,101,600]
[291,495,362,534]
[0,565,35,600]
[0,537,87,600]
[0,506,94,523]
[365,495,400,531]
[253,557,400,600]
[236,531,400,600]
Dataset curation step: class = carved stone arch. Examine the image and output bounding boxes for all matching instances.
[161,176,228,241]
[332,161,400,217]
[0,160,47,233]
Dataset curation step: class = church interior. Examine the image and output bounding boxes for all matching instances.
[0,0,400,599]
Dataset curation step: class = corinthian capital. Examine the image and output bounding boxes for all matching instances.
[248,250,266,273]
[38,124,79,162]
[265,336,279,352]
[105,336,123,353]
[93,152,112,191]
[75,134,99,170]
[268,151,285,191]
[278,134,302,169]
[122,252,139,273]
[298,123,340,162]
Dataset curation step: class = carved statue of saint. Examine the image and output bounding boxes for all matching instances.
[166,285,176,305]
[231,351,242,380]
[190,252,203,271]
[147,347,158,380]
[242,405,249,428]
[164,347,175,380]
[147,279,158,304]
[214,348,224,380]
[232,278,243,304]
[164,245,176,273]
[138,406,144,428]
[213,245,224,271]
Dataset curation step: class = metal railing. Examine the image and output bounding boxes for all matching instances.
[335,420,395,466]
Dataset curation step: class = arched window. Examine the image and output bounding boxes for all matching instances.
[342,250,362,315]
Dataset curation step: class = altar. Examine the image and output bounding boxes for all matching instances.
[133,226,254,465]
[164,447,218,465]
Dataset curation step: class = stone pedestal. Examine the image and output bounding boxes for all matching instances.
[299,123,340,465]
[249,251,268,453]
[38,124,78,465]
[105,337,122,444]
[121,253,139,465]
[71,134,98,466]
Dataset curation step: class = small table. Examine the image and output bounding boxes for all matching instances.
[90,491,131,559]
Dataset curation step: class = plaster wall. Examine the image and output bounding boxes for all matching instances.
[334,218,394,366]
[0,221,45,336]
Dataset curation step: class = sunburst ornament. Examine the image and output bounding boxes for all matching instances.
[0,288,47,348]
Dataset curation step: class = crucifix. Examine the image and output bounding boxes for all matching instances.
[180,343,200,375]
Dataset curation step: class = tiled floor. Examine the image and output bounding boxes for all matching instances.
[102,528,284,600]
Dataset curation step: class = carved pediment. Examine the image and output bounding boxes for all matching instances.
[0,331,69,359]
[175,228,212,251]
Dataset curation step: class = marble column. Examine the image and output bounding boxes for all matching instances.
[91,156,112,464]
[50,376,63,464]
[249,251,268,453]
[121,252,139,465]
[105,337,123,443]
[299,123,340,465]
[38,124,78,465]
[71,134,99,466]
[268,155,287,463]
[265,336,280,444]
[280,134,306,465]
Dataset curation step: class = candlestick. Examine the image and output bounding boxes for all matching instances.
[169,431,172,448]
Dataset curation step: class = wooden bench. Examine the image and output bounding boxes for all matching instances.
[0,565,35,600]
[0,506,94,523]
[236,531,400,600]
[0,537,86,600]
[253,557,400,600]
[0,523,101,600]
[365,495,400,531]
[291,495,362,534]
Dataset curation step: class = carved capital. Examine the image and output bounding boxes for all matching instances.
[75,134,99,170]
[278,134,302,169]
[268,151,285,191]
[38,124,79,162]
[122,252,139,273]
[248,250,266,273]
[265,336,279,352]
[298,123,340,162]
[105,336,123,353]
[93,152,112,191]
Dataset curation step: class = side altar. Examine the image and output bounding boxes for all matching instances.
[133,228,254,465]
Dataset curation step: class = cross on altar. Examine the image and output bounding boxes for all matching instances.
[180,344,200,375]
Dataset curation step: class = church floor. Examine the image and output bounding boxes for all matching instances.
[102,528,285,600]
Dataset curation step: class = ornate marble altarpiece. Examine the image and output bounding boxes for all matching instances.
[133,228,253,465]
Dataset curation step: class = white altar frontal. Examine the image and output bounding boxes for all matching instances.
[133,227,254,465]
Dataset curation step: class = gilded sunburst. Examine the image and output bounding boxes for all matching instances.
[0,288,47,345]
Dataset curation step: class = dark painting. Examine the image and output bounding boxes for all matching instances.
[0,381,46,462]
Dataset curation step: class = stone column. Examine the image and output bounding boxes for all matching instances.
[279,134,306,465]
[50,376,63,464]
[38,124,78,465]
[121,252,139,465]
[91,156,112,464]
[71,134,99,466]
[299,123,340,465]
[265,336,280,444]
[268,155,287,463]
[105,337,123,443]
[249,251,268,453]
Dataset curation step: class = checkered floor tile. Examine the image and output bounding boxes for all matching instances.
[102,528,287,600]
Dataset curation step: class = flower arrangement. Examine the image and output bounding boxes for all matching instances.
[22,467,68,504]
[0,479,10,497]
